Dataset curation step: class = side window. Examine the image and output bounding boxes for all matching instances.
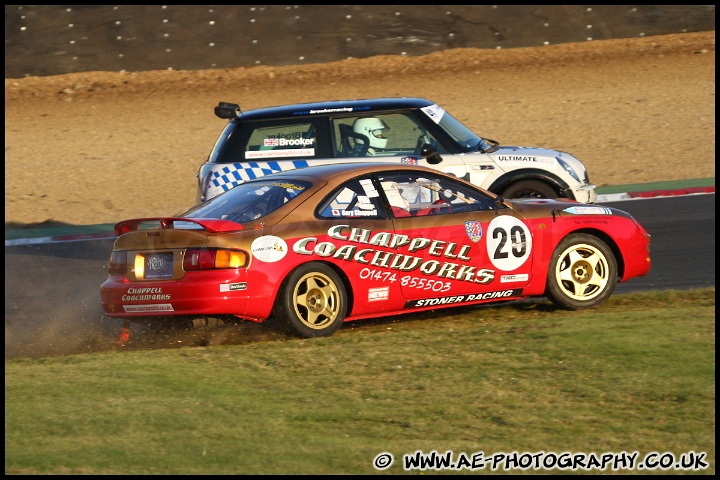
[317,177,386,219]
[332,113,443,157]
[244,121,317,160]
[215,120,321,163]
[376,171,497,217]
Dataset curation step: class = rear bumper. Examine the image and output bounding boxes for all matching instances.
[100,272,257,320]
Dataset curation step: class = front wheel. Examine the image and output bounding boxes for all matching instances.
[275,263,347,338]
[545,234,618,310]
[501,180,557,199]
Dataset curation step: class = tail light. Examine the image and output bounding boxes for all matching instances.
[108,251,128,274]
[108,248,248,275]
[183,248,249,271]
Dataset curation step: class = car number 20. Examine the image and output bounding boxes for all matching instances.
[487,216,533,271]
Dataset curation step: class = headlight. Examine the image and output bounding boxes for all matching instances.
[556,157,581,182]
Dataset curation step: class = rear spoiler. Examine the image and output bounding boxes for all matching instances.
[114,217,244,236]
[215,102,241,119]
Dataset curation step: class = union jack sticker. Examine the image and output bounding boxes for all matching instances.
[263,138,279,147]
[465,221,483,243]
[400,156,419,165]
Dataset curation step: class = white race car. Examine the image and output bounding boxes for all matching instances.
[196,97,596,204]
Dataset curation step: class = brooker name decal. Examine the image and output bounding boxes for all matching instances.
[293,224,495,285]
[406,289,522,308]
[263,136,315,147]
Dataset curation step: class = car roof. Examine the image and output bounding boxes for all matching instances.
[237,97,435,121]
[253,161,452,184]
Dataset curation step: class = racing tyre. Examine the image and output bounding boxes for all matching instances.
[276,263,347,338]
[545,234,618,310]
[501,180,557,199]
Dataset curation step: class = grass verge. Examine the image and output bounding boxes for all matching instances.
[5,288,715,474]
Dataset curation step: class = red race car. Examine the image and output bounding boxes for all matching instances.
[101,162,651,338]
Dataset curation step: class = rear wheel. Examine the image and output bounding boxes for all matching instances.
[545,234,618,309]
[276,263,347,338]
[501,180,557,199]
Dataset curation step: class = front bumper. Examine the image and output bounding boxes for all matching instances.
[567,183,597,204]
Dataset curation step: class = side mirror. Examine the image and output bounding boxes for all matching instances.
[420,144,443,165]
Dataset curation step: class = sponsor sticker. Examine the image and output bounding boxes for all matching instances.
[500,273,529,283]
[496,155,556,167]
[308,107,355,114]
[563,206,613,215]
[122,287,171,301]
[405,289,522,308]
[360,178,380,197]
[251,235,288,263]
[245,148,315,159]
[420,104,445,124]
[368,286,390,302]
[465,221,483,243]
[220,282,247,292]
[123,304,174,313]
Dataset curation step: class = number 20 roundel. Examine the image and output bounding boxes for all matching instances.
[486,216,532,271]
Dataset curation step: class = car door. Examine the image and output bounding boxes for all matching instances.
[374,171,533,305]
[312,174,410,314]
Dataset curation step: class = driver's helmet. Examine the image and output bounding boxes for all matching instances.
[352,117,388,149]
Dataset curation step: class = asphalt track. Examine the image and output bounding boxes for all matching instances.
[4,179,715,245]
[4,181,715,359]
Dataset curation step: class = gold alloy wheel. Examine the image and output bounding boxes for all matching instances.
[291,271,341,330]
